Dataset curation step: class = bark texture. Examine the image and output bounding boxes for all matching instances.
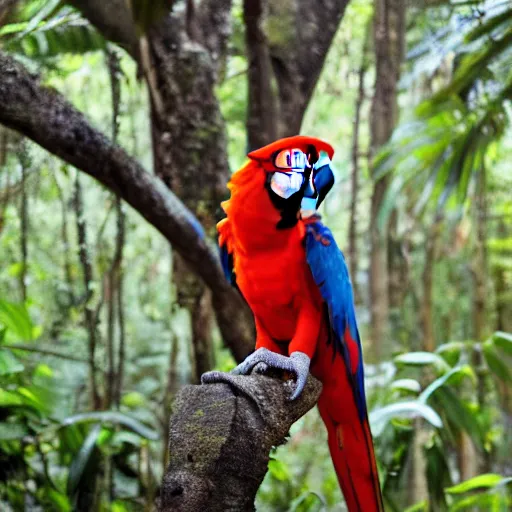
[244,0,350,149]
[159,372,322,512]
[0,52,253,362]
[369,0,405,357]
[420,220,442,352]
[348,22,371,304]
[146,2,241,379]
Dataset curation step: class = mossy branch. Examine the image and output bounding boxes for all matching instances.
[159,372,322,512]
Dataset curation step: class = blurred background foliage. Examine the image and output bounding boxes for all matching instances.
[0,0,511,510]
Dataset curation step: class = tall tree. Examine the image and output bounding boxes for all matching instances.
[369,0,405,357]
[0,2,254,366]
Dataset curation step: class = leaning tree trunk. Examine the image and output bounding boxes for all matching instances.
[368,0,405,359]
[159,372,322,511]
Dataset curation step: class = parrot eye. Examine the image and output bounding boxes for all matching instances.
[273,148,309,171]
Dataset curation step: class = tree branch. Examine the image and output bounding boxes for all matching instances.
[159,372,322,511]
[67,0,138,57]
[0,52,253,362]
[297,0,350,103]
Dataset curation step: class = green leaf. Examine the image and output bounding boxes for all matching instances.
[369,401,443,437]
[60,411,159,440]
[449,492,508,512]
[45,488,71,512]
[394,352,450,372]
[121,391,146,409]
[391,379,422,394]
[67,424,101,496]
[0,300,33,341]
[0,389,24,407]
[14,0,64,40]
[0,349,24,375]
[435,341,465,366]
[5,16,105,58]
[465,8,512,43]
[492,331,512,356]
[483,342,512,382]
[403,501,428,512]
[419,366,474,404]
[445,474,507,494]
[432,387,484,451]
[268,458,291,482]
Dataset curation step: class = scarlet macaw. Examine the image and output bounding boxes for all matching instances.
[203,136,384,511]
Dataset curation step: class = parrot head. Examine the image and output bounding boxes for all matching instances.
[247,136,335,229]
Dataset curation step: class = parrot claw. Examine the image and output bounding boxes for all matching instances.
[252,362,269,374]
[228,348,311,400]
[200,370,225,385]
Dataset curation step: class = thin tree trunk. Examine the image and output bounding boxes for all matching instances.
[74,174,101,409]
[472,165,488,341]
[468,163,489,474]
[54,172,76,306]
[348,22,371,304]
[19,146,29,302]
[105,47,123,410]
[173,253,214,383]
[407,418,429,506]
[420,219,442,352]
[493,220,510,332]
[114,200,126,408]
[369,0,405,358]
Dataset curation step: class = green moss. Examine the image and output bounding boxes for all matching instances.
[264,2,296,48]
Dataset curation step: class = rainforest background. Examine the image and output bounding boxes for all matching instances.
[0,0,511,510]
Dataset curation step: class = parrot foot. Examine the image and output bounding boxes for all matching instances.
[226,348,311,400]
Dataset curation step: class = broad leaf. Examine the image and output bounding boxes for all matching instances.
[0,300,33,341]
[419,366,474,404]
[492,331,512,356]
[394,352,450,372]
[391,379,422,394]
[445,474,508,494]
[483,341,512,382]
[370,401,442,436]
[67,424,101,496]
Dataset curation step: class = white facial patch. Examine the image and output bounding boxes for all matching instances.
[270,172,304,199]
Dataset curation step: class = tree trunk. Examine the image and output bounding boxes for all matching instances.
[146,4,238,379]
[18,145,29,302]
[420,219,442,352]
[472,165,488,341]
[159,372,321,511]
[243,0,349,149]
[407,419,430,507]
[74,174,101,409]
[493,220,511,332]
[348,22,371,304]
[0,51,254,364]
[369,0,405,358]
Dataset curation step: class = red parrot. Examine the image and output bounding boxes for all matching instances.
[203,136,384,511]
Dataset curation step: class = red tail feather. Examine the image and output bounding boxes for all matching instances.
[313,344,384,511]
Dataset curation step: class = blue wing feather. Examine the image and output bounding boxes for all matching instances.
[220,243,235,285]
[304,220,367,420]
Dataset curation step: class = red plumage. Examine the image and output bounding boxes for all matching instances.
[219,136,384,511]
